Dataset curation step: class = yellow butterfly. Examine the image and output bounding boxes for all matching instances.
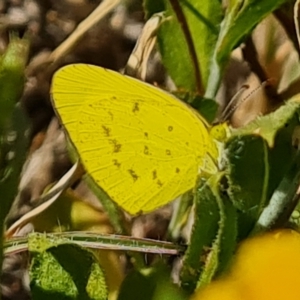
[51,64,220,215]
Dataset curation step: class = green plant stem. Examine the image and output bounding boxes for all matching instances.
[4,232,186,256]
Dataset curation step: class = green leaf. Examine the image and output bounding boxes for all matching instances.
[193,98,219,124]
[143,0,165,19]
[214,193,237,277]
[180,173,237,293]
[180,177,219,293]
[118,269,156,300]
[144,0,222,92]
[152,264,188,300]
[234,101,300,200]
[118,264,187,300]
[239,109,300,232]
[205,0,288,98]
[173,91,219,123]
[30,251,76,300]
[225,101,300,238]
[225,135,269,237]
[196,175,237,289]
[254,150,300,232]
[29,233,108,300]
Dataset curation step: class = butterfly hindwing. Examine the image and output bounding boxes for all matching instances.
[51,64,217,214]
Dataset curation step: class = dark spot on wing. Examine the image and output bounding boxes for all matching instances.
[152,170,157,180]
[168,125,173,132]
[144,145,149,155]
[157,180,163,187]
[128,169,138,181]
[144,132,148,138]
[132,102,139,113]
[113,159,121,168]
[166,149,171,155]
[109,139,122,153]
[102,125,111,137]
[176,168,180,173]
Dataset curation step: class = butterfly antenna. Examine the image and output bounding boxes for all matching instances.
[220,81,268,122]
[219,84,249,122]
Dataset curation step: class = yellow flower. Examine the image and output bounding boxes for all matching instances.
[192,229,300,300]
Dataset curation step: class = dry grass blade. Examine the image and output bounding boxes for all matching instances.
[5,162,84,237]
[49,0,121,64]
[125,13,164,80]
[294,0,300,51]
